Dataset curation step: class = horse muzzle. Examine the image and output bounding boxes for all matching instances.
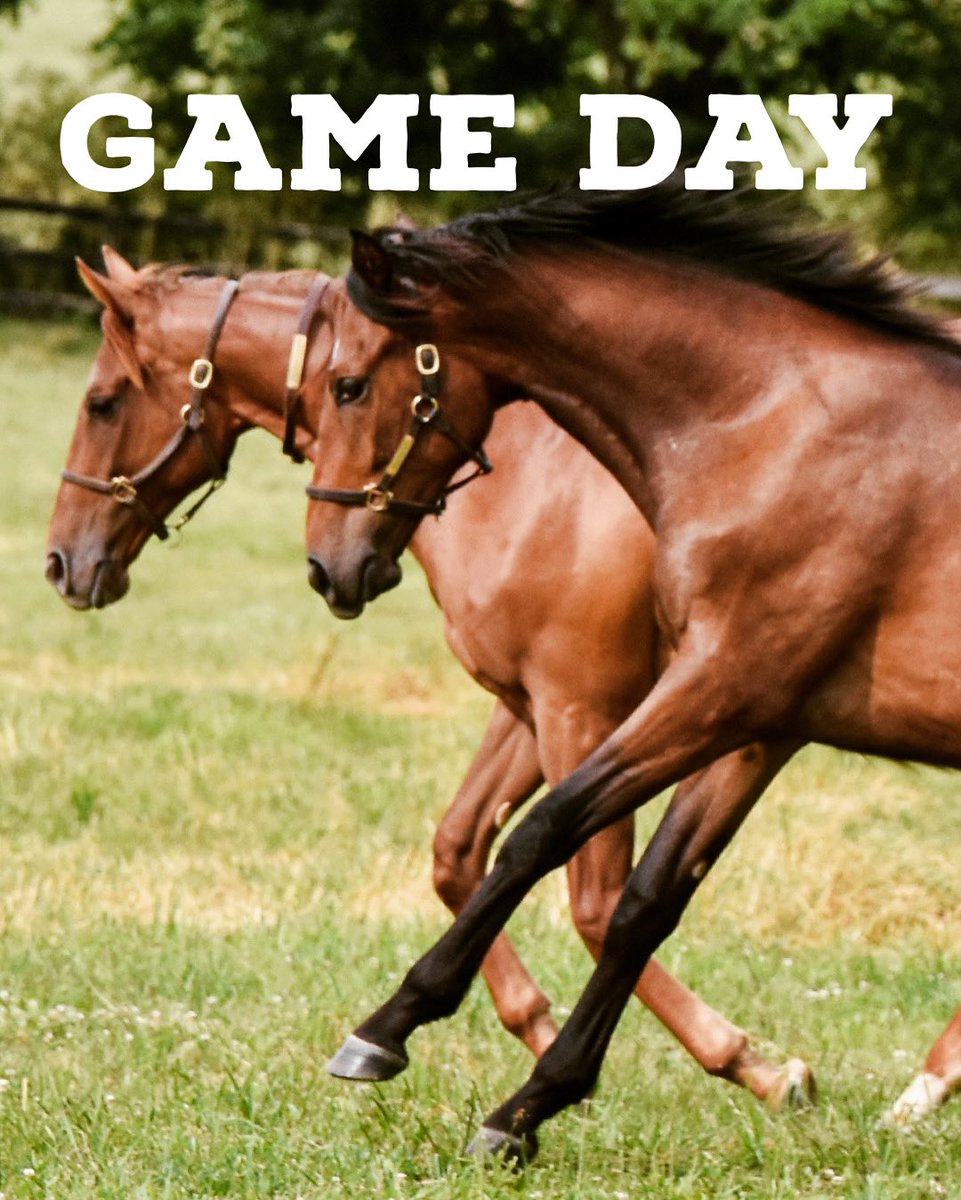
[45,549,131,610]
[306,552,402,619]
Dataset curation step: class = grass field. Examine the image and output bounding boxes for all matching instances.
[3,315,961,1198]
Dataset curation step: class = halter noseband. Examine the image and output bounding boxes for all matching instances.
[305,343,493,519]
[61,278,241,541]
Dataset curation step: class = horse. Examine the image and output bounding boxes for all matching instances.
[303,176,961,1159]
[44,250,807,1108]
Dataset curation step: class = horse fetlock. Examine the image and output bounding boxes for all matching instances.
[496,990,557,1055]
[731,1050,817,1109]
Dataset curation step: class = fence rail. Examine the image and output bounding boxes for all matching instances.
[0,193,346,315]
[2,192,961,315]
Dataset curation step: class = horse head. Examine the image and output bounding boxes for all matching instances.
[302,252,506,619]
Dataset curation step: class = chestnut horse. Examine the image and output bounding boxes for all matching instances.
[45,252,805,1107]
[303,179,961,1158]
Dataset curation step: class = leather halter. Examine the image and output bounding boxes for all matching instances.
[305,343,493,519]
[282,274,331,462]
[60,279,240,541]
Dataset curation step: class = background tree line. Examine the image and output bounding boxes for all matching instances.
[2,0,961,279]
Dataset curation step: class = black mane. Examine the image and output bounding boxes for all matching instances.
[350,174,960,355]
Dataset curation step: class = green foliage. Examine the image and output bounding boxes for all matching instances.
[90,0,961,242]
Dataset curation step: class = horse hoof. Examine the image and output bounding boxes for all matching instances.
[326,1034,409,1082]
[767,1058,817,1111]
[467,1125,538,1165]
[881,1072,947,1128]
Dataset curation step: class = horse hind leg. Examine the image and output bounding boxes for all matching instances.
[471,732,802,1161]
[884,1003,961,1126]
[555,742,814,1111]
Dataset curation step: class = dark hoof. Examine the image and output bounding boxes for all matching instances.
[326,1033,409,1081]
[467,1125,538,1166]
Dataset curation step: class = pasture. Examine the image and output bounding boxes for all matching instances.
[2,313,961,1197]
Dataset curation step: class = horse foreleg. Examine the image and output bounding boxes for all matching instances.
[474,734,796,1160]
[327,654,768,1088]
[432,700,556,1056]
[885,1005,961,1125]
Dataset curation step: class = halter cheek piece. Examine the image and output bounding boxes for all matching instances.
[305,343,493,519]
[282,274,331,462]
[60,278,241,541]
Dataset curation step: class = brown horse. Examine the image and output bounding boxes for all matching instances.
[305,178,961,1159]
[45,252,805,1107]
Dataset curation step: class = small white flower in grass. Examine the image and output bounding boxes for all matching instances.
[893,1049,909,1059]
[820,1167,843,1183]
[930,1179,946,1196]
[783,957,794,967]
[0,1079,8,1092]
[22,1168,34,1178]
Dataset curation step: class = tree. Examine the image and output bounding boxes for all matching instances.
[94,0,961,248]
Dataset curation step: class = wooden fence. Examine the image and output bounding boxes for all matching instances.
[2,193,960,316]
[0,194,346,315]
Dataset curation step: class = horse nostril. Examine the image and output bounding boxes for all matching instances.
[45,550,68,594]
[307,556,330,597]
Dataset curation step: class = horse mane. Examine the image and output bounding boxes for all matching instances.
[351,174,961,356]
[134,262,324,300]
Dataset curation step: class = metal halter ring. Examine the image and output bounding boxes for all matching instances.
[411,393,439,423]
[179,402,204,427]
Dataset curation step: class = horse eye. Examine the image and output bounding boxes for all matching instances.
[87,392,122,420]
[332,376,369,407]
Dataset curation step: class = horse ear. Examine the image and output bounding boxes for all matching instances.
[350,230,394,293]
[76,257,121,309]
[76,257,145,390]
[101,245,139,286]
[392,211,418,232]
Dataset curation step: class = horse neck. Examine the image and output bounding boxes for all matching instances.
[211,290,313,440]
[441,251,798,527]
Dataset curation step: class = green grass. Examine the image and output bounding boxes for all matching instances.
[4,313,961,1196]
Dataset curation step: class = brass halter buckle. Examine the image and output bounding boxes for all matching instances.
[415,343,440,375]
[188,358,214,389]
[363,483,393,512]
[110,475,138,504]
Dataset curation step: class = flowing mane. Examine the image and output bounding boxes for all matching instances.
[349,174,961,355]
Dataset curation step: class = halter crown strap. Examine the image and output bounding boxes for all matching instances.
[283,274,331,462]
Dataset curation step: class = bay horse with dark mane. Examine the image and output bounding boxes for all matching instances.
[44,252,807,1110]
[302,176,961,1158]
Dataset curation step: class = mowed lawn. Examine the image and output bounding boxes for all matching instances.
[3,315,961,1198]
